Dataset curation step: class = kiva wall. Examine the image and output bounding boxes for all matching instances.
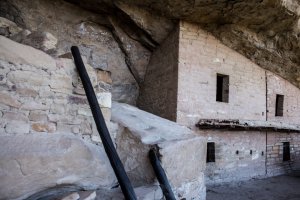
[138,26,179,121]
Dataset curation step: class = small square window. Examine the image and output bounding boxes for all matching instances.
[207,142,215,163]
[283,142,290,161]
[275,94,284,117]
[216,74,229,103]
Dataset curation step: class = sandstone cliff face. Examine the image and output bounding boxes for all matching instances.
[2,0,299,103]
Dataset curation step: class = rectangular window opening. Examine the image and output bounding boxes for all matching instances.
[283,142,290,161]
[207,142,215,163]
[216,74,229,103]
[275,94,284,117]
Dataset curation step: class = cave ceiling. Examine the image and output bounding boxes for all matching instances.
[69,0,300,87]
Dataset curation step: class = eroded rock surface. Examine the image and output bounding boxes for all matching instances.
[0,134,116,200]
[2,0,299,102]
[112,102,206,199]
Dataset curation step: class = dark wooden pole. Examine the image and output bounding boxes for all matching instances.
[149,148,176,200]
[71,46,137,200]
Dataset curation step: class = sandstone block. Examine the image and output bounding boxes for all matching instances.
[50,103,66,114]
[0,91,21,108]
[112,102,206,199]
[16,87,38,97]
[31,122,56,133]
[0,36,56,71]
[10,29,31,43]
[0,17,22,37]
[21,102,49,111]
[3,112,27,122]
[7,70,49,86]
[97,70,112,84]
[50,75,73,92]
[96,92,112,108]
[5,122,30,134]
[22,31,58,51]
[29,111,48,122]
[0,134,116,200]
[77,108,93,117]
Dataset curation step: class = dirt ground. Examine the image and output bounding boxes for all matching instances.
[207,175,300,200]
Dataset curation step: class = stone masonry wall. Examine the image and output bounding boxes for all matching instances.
[177,21,266,128]
[202,130,266,185]
[175,21,300,184]
[0,36,112,145]
[267,71,300,124]
[266,132,300,176]
[138,26,179,121]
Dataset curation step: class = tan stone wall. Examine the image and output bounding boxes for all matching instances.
[266,132,300,176]
[177,22,266,128]
[0,37,112,144]
[267,71,300,124]
[202,130,266,185]
[138,26,179,121]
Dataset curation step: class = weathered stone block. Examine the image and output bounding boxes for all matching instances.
[97,70,112,84]
[3,111,28,122]
[0,91,21,108]
[96,92,112,108]
[0,134,116,200]
[0,17,22,37]
[5,122,30,134]
[112,102,206,199]
[28,111,48,122]
[0,36,56,70]
[7,70,49,86]
[16,87,38,97]
[31,122,56,133]
[22,31,58,51]
[21,102,49,111]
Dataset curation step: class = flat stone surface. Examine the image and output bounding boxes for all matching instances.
[112,102,206,199]
[112,102,195,145]
[0,36,56,70]
[207,175,300,200]
[0,133,116,200]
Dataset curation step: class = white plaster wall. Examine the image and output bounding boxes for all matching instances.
[177,22,266,128]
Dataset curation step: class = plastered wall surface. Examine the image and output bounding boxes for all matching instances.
[267,71,300,124]
[139,21,300,184]
[177,22,266,128]
[202,130,266,185]
[138,26,179,121]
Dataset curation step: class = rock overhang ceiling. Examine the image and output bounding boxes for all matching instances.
[66,0,300,88]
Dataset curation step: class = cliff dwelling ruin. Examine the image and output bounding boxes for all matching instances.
[0,0,300,200]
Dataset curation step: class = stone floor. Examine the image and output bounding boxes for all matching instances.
[207,175,300,200]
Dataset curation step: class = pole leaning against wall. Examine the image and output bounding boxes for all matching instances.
[71,46,137,200]
[149,148,176,200]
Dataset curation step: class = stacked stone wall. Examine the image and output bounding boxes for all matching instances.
[267,71,300,124]
[202,130,266,185]
[266,132,300,176]
[0,36,112,145]
[177,21,266,127]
